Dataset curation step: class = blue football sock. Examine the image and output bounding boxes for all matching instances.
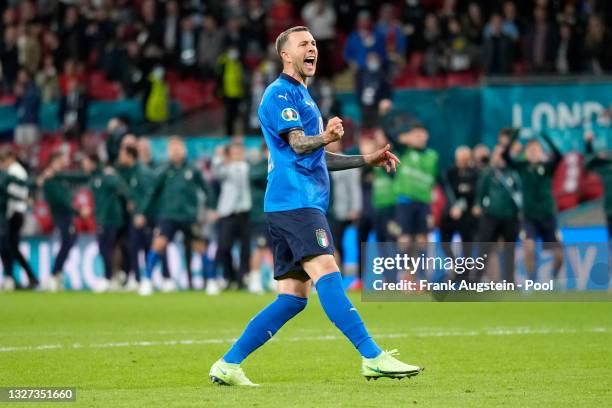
[315,272,382,359]
[145,251,161,280]
[223,294,307,364]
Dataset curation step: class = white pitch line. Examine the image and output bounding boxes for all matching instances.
[0,327,609,354]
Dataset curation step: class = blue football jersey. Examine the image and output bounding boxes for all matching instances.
[258,73,329,213]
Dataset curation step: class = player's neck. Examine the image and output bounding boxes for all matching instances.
[282,69,307,87]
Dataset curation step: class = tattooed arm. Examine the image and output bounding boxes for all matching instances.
[286,128,330,154]
[284,117,344,154]
[327,144,401,173]
[325,151,366,171]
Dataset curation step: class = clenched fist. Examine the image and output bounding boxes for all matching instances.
[323,117,344,144]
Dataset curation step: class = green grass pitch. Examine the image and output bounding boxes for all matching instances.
[1,292,611,407]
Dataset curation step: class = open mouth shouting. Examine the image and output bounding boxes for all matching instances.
[303,56,317,71]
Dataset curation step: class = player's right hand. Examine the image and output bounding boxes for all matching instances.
[324,116,344,143]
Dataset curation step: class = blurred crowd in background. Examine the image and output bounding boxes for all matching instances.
[0,0,611,292]
[2,0,612,150]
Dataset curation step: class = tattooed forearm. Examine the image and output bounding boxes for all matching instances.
[325,151,366,171]
[287,129,327,154]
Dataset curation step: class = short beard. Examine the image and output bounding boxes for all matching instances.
[293,62,313,81]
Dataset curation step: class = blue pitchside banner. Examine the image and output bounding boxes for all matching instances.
[336,81,612,164]
[480,82,612,150]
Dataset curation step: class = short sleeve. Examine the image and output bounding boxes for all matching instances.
[264,89,304,137]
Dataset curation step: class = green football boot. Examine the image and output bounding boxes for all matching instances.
[209,359,259,387]
[362,349,422,381]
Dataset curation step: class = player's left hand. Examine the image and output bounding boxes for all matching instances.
[364,144,400,173]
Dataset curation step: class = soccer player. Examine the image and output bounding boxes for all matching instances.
[40,152,82,291]
[209,26,421,386]
[137,137,216,296]
[502,131,563,280]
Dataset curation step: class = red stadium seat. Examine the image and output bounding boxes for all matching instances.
[393,71,417,88]
[170,79,217,112]
[88,71,121,100]
[414,75,445,89]
[445,72,477,87]
[0,94,16,105]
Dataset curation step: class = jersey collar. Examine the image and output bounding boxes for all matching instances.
[279,73,303,87]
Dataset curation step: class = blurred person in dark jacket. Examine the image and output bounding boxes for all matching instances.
[583,15,612,75]
[105,117,129,164]
[356,52,391,129]
[14,70,41,163]
[419,13,445,76]
[444,18,476,73]
[198,15,224,80]
[473,145,522,283]
[36,55,61,103]
[136,137,173,284]
[523,6,557,73]
[59,78,88,143]
[555,23,582,74]
[217,46,246,136]
[115,137,156,290]
[482,13,514,75]
[40,151,83,292]
[161,0,181,69]
[1,26,19,94]
[440,146,480,266]
[178,15,200,79]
